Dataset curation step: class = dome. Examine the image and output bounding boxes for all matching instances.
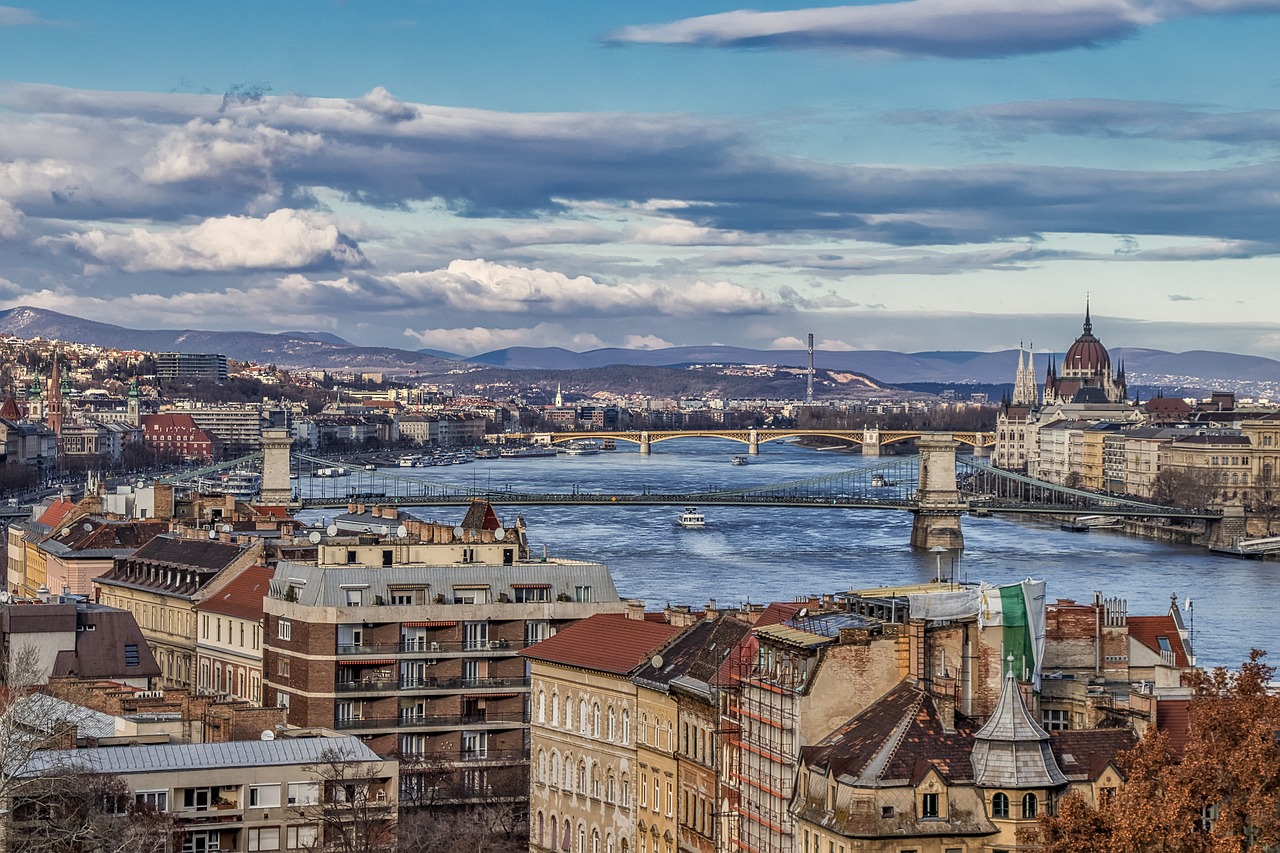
[1061,308,1109,377]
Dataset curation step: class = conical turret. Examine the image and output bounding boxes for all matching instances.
[970,657,1066,788]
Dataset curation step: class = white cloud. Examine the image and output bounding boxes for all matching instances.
[383,259,777,317]
[0,6,43,26]
[143,117,323,185]
[622,334,675,349]
[769,336,856,350]
[403,323,605,354]
[47,209,364,273]
[0,198,22,238]
[606,0,1280,59]
[626,221,764,247]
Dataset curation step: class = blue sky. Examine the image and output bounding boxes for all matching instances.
[3,1,1280,358]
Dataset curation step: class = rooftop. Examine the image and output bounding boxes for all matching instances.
[522,613,681,676]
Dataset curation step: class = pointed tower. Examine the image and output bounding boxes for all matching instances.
[970,657,1067,789]
[127,377,141,427]
[554,383,564,408]
[45,349,64,441]
[26,375,43,422]
[1012,341,1038,407]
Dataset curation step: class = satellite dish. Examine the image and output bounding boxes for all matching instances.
[308,531,322,545]
[260,730,276,741]
[380,525,391,536]
[798,607,808,619]
[221,523,233,533]
[82,522,92,532]
[396,524,408,538]
[650,654,663,669]
[453,526,465,538]
[208,529,218,539]
[326,524,338,536]
[62,527,71,537]
[493,528,505,541]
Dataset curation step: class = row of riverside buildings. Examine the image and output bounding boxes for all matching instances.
[993,307,1280,531]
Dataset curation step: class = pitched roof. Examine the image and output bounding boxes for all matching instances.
[971,667,1067,788]
[195,564,274,620]
[52,607,161,680]
[1049,729,1137,782]
[128,535,247,572]
[802,679,977,786]
[1126,615,1191,667]
[522,613,680,676]
[36,498,77,529]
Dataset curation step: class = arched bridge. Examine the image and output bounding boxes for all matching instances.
[505,427,995,456]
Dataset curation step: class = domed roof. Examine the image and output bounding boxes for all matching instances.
[1062,305,1109,376]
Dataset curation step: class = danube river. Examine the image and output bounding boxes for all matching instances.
[303,439,1279,670]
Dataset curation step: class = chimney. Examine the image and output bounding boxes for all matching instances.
[624,599,646,621]
[934,693,956,734]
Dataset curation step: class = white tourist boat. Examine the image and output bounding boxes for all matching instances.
[677,506,706,528]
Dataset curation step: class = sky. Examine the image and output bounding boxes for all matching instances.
[3,1,1280,358]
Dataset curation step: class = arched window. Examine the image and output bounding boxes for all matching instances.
[552,691,560,726]
[578,760,587,793]
[622,709,631,744]
[566,697,574,731]
[551,752,561,788]
[580,698,589,734]
[607,772,616,803]
[538,749,547,784]
[1022,792,1038,818]
[578,823,586,853]
[564,753,574,790]
[538,690,546,723]
[607,834,615,853]
[592,829,600,853]
[537,812,544,847]
[992,792,1009,819]
[608,707,616,741]
[562,819,570,853]
[593,702,601,738]
[621,774,631,807]
[591,763,602,798]
[620,839,629,853]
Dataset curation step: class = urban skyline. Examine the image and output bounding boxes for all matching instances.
[2,2,1280,357]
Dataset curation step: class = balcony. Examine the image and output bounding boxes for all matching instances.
[399,748,528,766]
[334,676,531,694]
[336,639,530,656]
[333,711,527,732]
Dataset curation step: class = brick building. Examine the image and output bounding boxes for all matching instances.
[141,412,220,462]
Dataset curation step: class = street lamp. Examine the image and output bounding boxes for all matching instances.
[929,545,947,585]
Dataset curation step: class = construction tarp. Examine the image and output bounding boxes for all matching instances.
[978,579,1047,690]
[908,588,982,622]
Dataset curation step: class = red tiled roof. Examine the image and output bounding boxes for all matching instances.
[194,564,275,620]
[1049,729,1137,781]
[753,601,803,629]
[1156,697,1193,756]
[521,613,680,676]
[1127,615,1191,667]
[37,498,77,529]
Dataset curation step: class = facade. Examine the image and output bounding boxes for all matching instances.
[196,564,275,705]
[94,534,264,689]
[0,597,160,688]
[142,413,220,462]
[155,351,230,382]
[13,734,397,853]
[263,504,631,809]
[36,517,168,597]
[185,405,272,457]
[525,613,683,853]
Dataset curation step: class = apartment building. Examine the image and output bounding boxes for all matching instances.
[94,534,264,689]
[12,733,396,853]
[196,564,276,705]
[262,504,631,809]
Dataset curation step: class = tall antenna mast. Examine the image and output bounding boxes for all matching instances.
[806,333,814,404]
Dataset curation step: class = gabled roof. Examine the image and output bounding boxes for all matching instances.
[631,616,751,695]
[1127,615,1191,667]
[522,613,680,676]
[127,535,247,573]
[36,498,77,529]
[802,679,977,786]
[52,607,161,680]
[1049,729,1137,782]
[41,519,167,557]
[459,499,502,531]
[195,564,274,620]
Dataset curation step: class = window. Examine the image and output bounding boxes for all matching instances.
[389,587,422,606]
[622,709,631,744]
[1042,709,1069,731]
[574,585,593,602]
[135,791,168,812]
[287,782,319,806]
[183,830,221,853]
[1022,792,1038,818]
[991,792,1009,819]
[278,657,290,677]
[248,827,280,851]
[249,784,281,808]
[344,588,362,606]
[921,792,939,818]
[183,787,213,811]
[277,619,291,641]
[515,586,551,603]
[286,826,319,849]
[526,620,551,644]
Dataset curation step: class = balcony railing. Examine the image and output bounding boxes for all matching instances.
[334,676,531,693]
[333,711,527,731]
[398,748,528,765]
[336,639,531,656]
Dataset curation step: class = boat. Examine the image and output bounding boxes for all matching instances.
[1060,521,1091,533]
[193,470,261,499]
[870,474,897,488]
[364,463,377,471]
[732,455,749,466]
[399,455,421,467]
[474,447,500,459]
[499,446,559,459]
[312,466,348,478]
[677,506,706,528]
[561,440,602,456]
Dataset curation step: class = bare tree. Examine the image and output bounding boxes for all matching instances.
[7,771,182,852]
[1150,466,1219,511]
[294,744,398,853]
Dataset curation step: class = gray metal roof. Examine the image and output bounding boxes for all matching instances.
[20,735,381,777]
[272,558,620,607]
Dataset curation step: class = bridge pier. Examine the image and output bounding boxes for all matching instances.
[862,427,881,457]
[639,431,651,456]
[971,442,990,459]
[260,428,294,505]
[748,429,760,455]
[1204,504,1247,548]
[910,433,965,550]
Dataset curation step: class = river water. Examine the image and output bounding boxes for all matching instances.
[300,440,1279,670]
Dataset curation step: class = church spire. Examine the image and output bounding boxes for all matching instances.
[1083,296,1092,336]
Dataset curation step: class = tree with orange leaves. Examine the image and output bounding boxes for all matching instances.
[1037,649,1280,853]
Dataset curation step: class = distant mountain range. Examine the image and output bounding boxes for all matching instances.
[2,305,1277,394]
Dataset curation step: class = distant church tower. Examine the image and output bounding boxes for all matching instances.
[1011,342,1038,407]
[45,350,65,444]
[1042,300,1128,406]
[127,376,141,427]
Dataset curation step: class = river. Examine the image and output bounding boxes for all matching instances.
[300,440,1280,670]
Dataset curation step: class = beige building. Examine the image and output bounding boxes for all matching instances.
[525,613,683,853]
[196,564,274,705]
